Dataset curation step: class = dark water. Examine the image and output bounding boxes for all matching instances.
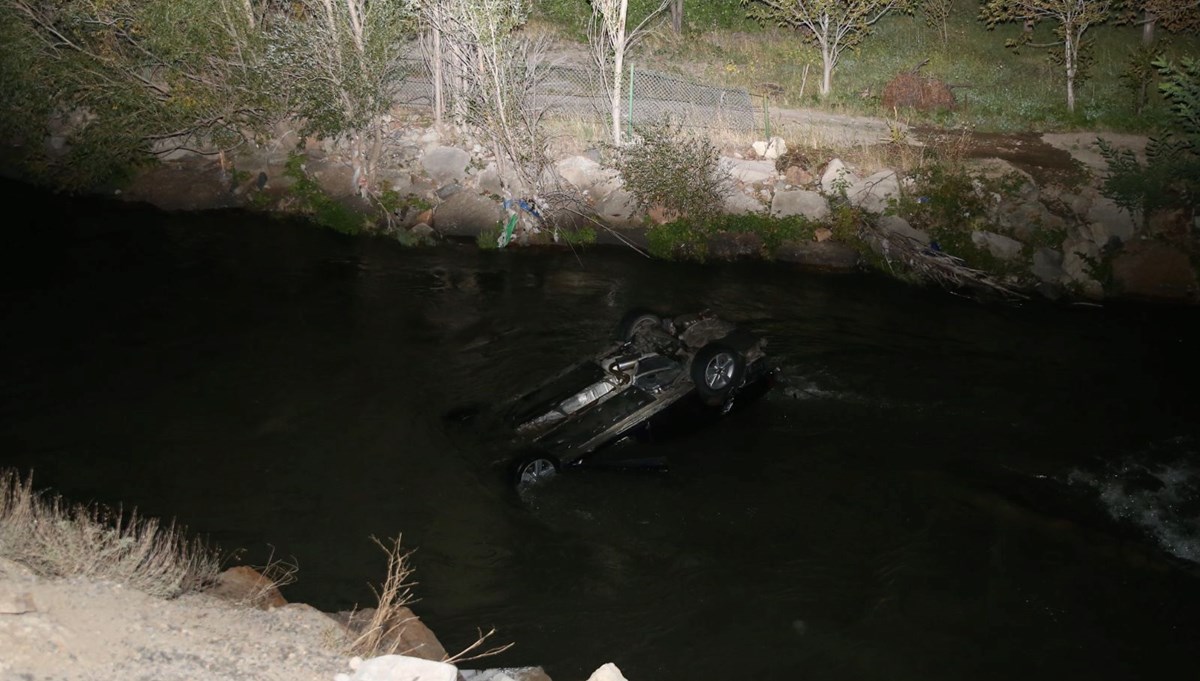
[3,179,1199,681]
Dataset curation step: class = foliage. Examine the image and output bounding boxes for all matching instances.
[742,0,908,96]
[921,0,954,46]
[1098,55,1200,223]
[0,0,285,190]
[714,213,818,253]
[282,154,367,235]
[609,119,732,226]
[647,219,711,260]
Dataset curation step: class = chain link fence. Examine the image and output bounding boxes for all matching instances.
[393,58,759,135]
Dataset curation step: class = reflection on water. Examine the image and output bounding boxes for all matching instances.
[2,179,1199,681]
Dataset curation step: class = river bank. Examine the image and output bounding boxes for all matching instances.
[77,105,1195,307]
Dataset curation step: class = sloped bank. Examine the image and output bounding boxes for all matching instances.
[100,120,1197,305]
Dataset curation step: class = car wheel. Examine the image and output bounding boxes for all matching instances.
[691,342,746,406]
[615,308,662,342]
[513,453,559,488]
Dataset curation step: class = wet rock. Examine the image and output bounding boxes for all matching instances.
[771,189,828,221]
[433,192,503,237]
[708,231,764,259]
[460,668,553,681]
[1112,240,1199,302]
[775,240,861,270]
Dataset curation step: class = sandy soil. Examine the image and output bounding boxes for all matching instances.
[1,558,353,681]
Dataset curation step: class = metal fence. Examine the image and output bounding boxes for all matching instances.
[393,58,758,134]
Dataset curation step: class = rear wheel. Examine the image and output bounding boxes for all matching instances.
[512,453,559,488]
[615,308,662,342]
[691,342,745,406]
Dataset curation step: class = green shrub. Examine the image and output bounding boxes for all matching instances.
[282,154,367,235]
[610,118,732,227]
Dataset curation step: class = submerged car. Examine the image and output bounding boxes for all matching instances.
[505,308,776,487]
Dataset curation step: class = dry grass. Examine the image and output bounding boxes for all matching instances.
[0,468,221,598]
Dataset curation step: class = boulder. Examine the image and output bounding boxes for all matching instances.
[723,158,777,185]
[335,655,457,681]
[771,190,828,221]
[555,155,604,191]
[595,189,639,226]
[721,188,766,215]
[820,158,860,195]
[708,231,765,259]
[775,240,861,270]
[847,170,900,214]
[587,663,630,681]
[421,146,471,186]
[209,566,287,609]
[459,668,553,681]
[753,136,788,160]
[335,606,448,662]
[783,165,814,187]
[433,192,503,237]
[971,231,1025,261]
[1087,194,1137,242]
[1031,247,1065,284]
[877,214,929,246]
[1112,240,1199,302]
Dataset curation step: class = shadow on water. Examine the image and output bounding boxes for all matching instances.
[2,178,1199,681]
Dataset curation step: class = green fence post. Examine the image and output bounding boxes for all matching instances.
[628,63,635,141]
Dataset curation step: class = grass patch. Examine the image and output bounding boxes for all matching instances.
[0,468,220,598]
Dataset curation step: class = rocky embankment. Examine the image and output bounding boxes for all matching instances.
[0,557,632,681]
[107,112,1197,305]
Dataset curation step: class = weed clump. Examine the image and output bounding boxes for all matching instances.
[0,469,220,598]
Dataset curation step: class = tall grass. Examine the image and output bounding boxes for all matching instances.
[0,468,220,598]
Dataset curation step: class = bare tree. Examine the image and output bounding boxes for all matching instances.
[587,0,670,146]
[743,0,906,97]
[981,0,1114,113]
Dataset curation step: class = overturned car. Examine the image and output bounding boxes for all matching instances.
[506,308,776,487]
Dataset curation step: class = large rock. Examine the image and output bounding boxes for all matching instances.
[421,146,471,186]
[708,231,765,259]
[820,158,860,195]
[847,169,900,214]
[555,155,605,191]
[1112,240,1199,302]
[721,187,766,215]
[877,214,929,246]
[723,158,777,185]
[433,192,503,237]
[587,663,630,681]
[1031,247,1065,284]
[335,606,448,661]
[209,566,287,609]
[1087,194,1137,242]
[595,188,639,226]
[335,655,457,681]
[775,240,861,270]
[771,190,828,221]
[971,230,1025,261]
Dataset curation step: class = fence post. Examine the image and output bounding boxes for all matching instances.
[628,63,635,141]
[763,93,771,139]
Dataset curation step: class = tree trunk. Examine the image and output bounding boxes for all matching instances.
[1064,32,1076,113]
[820,42,833,96]
[610,0,629,146]
[670,0,683,34]
[1143,10,1157,45]
[431,16,443,127]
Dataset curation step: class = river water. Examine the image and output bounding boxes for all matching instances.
[2,179,1198,681]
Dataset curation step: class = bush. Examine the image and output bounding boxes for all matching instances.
[0,469,220,598]
[610,119,732,226]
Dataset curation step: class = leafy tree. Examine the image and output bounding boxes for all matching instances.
[588,0,669,145]
[980,0,1116,113]
[1121,0,1200,44]
[742,0,908,97]
[1099,57,1200,224]
[1,0,283,189]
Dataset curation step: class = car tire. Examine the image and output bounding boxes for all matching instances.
[691,342,746,406]
[615,308,662,342]
[512,452,559,488]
